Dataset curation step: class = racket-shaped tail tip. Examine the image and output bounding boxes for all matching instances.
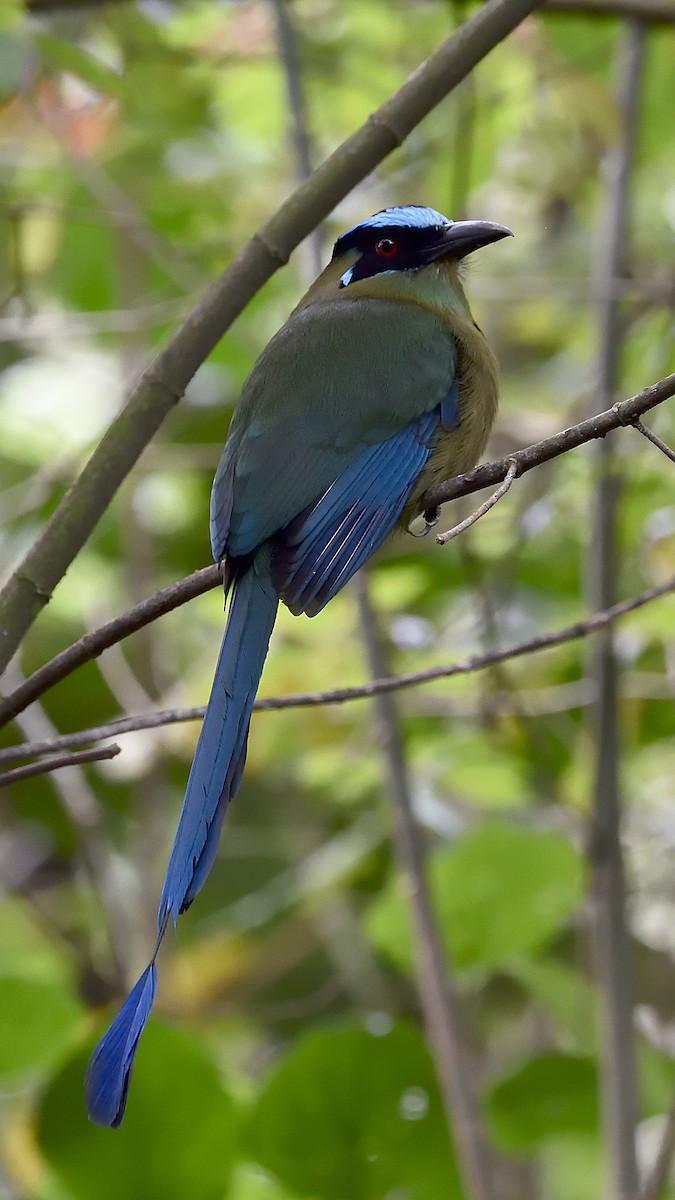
[85,961,157,1127]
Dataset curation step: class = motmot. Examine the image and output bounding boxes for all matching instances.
[85,204,512,1126]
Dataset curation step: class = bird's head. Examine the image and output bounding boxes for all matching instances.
[332,205,512,290]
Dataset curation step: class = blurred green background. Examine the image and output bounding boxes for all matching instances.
[0,0,674,1197]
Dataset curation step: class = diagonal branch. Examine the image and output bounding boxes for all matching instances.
[0,566,219,729]
[1,574,672,765]
[0,0,541,676]
[423,370,675,508]
[0,372,672,732]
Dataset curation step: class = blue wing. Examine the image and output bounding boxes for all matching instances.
[440,376,460,432]
[272,406,442,616]
[209,300,459,563]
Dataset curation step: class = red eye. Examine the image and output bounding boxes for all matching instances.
[376,237,398,257]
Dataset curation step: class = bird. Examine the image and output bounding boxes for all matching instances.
[85,204,512,1126]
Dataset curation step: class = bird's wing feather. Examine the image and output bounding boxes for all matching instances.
[272,406,441,616]
[440,376,461,431]
[211,298,458,560]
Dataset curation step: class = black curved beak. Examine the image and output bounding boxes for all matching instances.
[423,220,513,263]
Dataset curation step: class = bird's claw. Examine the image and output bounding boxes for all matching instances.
[408,506,441,538]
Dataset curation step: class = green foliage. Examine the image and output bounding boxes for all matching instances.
[508,956,597,1051]
[35,34,127,99]
[486,1053,599,1150]
[0,976,81,1078]
[367,823,584,972]
[38,1025,236,1200]
[245,1023,459,1200]
[0,1,674,1197]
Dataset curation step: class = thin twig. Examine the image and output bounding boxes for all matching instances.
[436,459,518,545]
[0,708,205,764]
[588,20,646,1200]
[1,574,671,765]
[355,573,498,1200]
[0,743,120,787]
[0,0,541,675]
[632,419,675,465]
[641,1095,675,1200]
[0,375,673,732]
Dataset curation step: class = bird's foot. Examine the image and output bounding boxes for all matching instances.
[408,506,440,538]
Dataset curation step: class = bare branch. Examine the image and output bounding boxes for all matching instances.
[435,459,518,545]
[0,566,220,730]
[632,419,675,465]
[0,708,205,764]
[0,0,541,676]
[587,20,646,1200]
[0,743,120,788]
[0,373,672,732]
[423,371,675,508]
[1,574,671,766]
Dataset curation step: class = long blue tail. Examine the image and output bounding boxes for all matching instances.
[86,555,278,1126]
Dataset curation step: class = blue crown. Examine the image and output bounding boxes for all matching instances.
[341,205,451,239]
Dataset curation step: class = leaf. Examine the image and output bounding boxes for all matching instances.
[486,1053,599,1150]
[508,956,597,1051]
[37,1023,235,1200]
[245,1022,460,1200]
[0,976,82,1078]
[367,822,584,973]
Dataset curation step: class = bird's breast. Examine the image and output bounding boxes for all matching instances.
[404,315,500,520]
